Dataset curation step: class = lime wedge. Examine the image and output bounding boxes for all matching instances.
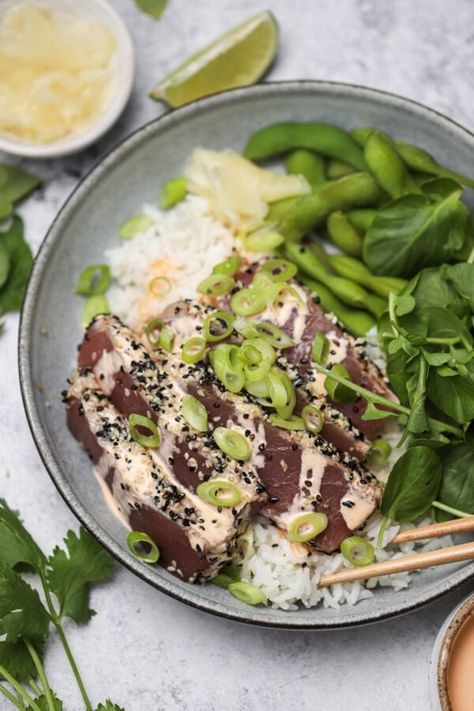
[150,11,279,107]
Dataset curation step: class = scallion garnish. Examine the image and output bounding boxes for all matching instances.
[260,258,297,283]
[118,214,153,239]
[160,176,187,210]
[287,512,328,543]
[181,336,206,364]
[228,581,267,605]
[230,287,267,316]
[254,322,294,349]
[367,437,392,468]
[340,536,375,567]
[197,273,235,297]
[75,264,111,297]
[203,311,235,342]
[181,395,208,433]
[324,364,357,403]
[145,318,174,352]
[244,230,284,253]
[82,295,110,328]
[212,255,241,276]
[301,404,324,434]
[209,344,245,393]
[196,479,243,507]
[233,316,259,339]
[159,324,175,353]
[128,413,161,448]
[268,414,305,430]
[311,331,330,366]
[213,427,251,461]
[127,531,160,564]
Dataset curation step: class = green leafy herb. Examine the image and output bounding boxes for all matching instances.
[134,0,168,19]
[95,702,126,711]
[0,217,33,314]
[0,499,123,711]
[381,446,442,523]
[435,444,474,521]
[364,188,468,277]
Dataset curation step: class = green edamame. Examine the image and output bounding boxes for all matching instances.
[326,160,355,179]
[279,172,382,241]
[328,253,407,297]
[364,131,421,198]
[395,142,474,189]
[266,196,300,222]
[350,127,374,147]
[298,274,376,337]
[285,243,387,317]
[244,122,367,170]
[285,149,326,186]
[326,211,363,257]
[346,208,377,232]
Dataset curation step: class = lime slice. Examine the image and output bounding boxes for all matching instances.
[150,11,279,107]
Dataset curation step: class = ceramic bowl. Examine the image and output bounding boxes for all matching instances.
[0,0,134,158]
[429,593,474,710]
[19,81,474,628]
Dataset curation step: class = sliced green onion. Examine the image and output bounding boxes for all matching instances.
[118,214,153,239]
[228,581,267,605]
[145,318,164,348]
[244,361,272,383]
[268,368,296,418]
[311,332,330,366]
[203,311,235,342]
[302,404,324,434]
[212,255,241,276]
[341,536,375,567]
[260,258,297,283]
[213,427,251,461]
[209,344,245,393]
[230,287,267,316]
[235,529,255,563]
[242,337,276,365]
[75,264,111,296]
[325,364,357,403]
[268,414,305,430]
[241,344,262,365]
[181,336,206,364]
[181,395,208,433]
[82,295,109,327]
[212,564,241,588]
[287,512,328,543]
[197,274,235,297]
[128,413,161,448]
[269,282,303,307]
[254,322,294,349]
[160,176,187,209]
[233,316,259,339]
[244,229,284,252]
[127,531,160,564]
[245,376,271,400]
[196,479,243,507]
[367,438,392,469]
[149,275,171,297]
[159,325,174,353]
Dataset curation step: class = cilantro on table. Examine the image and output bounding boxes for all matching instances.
[0,499,125,711]
[0,163,41,335]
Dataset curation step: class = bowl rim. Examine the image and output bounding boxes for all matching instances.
[18,79,474,629]
[0,0,135,159]
[436,594,474,710]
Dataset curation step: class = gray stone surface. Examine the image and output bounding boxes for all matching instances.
[1,0,473,708]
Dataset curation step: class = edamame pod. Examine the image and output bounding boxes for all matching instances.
[244,122,367,170]
[346,208,377,232]
[326,211,363,257]
[364,131,421,198]
[279,172,382,241]
[326,160,355,179]
[298,274,376,337]
[328,253,407,297]
[285,149,326,186]
[395,142,474,189]
[285,243,387,317]
[266,196,300,222]
[350,126,374,147]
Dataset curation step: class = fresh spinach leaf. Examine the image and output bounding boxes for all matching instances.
[381,446,442,522]
[364,190,468,277]
[445,262,474,310]
[435,444,474,521]
[427,364,474,424]
[0,216,33,313]
[134,0,167,19]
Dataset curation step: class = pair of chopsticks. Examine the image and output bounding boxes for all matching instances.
[319,516,474,588]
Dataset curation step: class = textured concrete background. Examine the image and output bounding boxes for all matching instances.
[1,0,473,709]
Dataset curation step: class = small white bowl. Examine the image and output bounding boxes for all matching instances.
[429,593,474,710]
[0,0,135,158]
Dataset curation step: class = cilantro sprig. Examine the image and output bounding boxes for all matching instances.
[0,499,124,711]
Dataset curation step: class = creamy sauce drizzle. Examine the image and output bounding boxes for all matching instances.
[447,612,474,711]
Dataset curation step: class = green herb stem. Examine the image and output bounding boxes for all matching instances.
[432,500,471,519]
[28,678,42,696]
[25,641,55,711]
[0,683,23,710]
[0,665,41,711]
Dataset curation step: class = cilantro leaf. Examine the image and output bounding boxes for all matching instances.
[0,641,39,682]
[95,700,126,711]
[0,499,46,573]
[47,528,114,624]
[0,216,33,313]
[27,691,63,710]
[0,568,50,642]
[0,164,42,207]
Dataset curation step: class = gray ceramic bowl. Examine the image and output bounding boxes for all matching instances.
[19,81,474,629]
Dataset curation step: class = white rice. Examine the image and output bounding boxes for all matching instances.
[103,195,445,611]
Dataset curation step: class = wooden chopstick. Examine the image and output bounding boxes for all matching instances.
[392,516,474,544]
[319,541,474,588]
